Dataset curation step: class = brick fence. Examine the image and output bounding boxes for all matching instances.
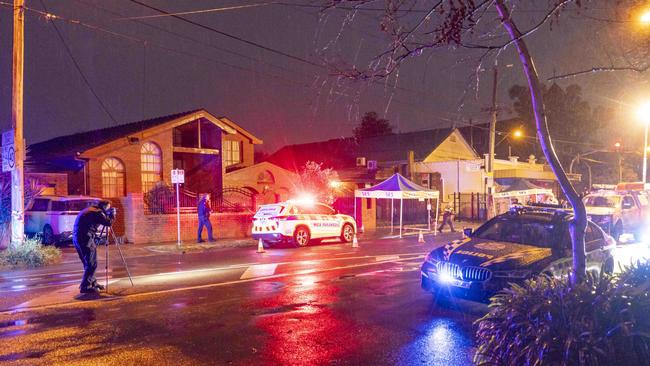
[121,193,252,244]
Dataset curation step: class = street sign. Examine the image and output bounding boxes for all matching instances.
[171,169,185,184]
[2,130,15,172]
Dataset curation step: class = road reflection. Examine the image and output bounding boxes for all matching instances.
[252,274,359,365]
[397,317,474,365]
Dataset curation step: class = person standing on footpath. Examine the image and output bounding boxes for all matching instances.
[198,193,215,243]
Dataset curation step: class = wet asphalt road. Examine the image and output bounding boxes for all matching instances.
[0,232,480,366]
[1,232,649,366]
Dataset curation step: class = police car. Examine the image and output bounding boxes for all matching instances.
[421,205,616,302]
[252,200,357,248]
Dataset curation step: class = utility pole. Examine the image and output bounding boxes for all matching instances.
[488,65,497,175]
[11,0,25,245]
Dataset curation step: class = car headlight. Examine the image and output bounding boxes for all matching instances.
[425,252,439,264]
[492,269,531,279]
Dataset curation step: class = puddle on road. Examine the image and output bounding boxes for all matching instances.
[0,319,28,328]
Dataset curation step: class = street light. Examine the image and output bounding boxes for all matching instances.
[640,9,650,24]
[636,103,650,183]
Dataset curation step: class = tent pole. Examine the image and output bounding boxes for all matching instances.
[434,196,440,234]
[427,198,431,232]
[399,198,403,238]
[354,196,357,227]
[391,198,394,233]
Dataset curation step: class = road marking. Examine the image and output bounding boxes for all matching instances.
[240,264,278,279]
[375,255,400,261]
[2,256,421,314]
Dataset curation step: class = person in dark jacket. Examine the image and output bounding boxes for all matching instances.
[438,206,456,233]
[197,194,214,243]
[73,200,115,294]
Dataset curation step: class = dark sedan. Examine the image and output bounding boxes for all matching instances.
[421,206,616,302]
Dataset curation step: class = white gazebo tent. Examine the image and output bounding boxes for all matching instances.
[493,179,555,214]
[354,173,440,237]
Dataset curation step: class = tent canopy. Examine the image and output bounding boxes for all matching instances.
[493,179,553,198]
[354,173,439,199]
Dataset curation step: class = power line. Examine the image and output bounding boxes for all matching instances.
[118,2,276,20]
[128,0,324,68]
[38,0,117,123]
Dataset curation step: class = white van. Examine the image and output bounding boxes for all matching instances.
[25,196,103,245]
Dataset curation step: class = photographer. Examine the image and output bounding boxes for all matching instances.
[73,200,116,294]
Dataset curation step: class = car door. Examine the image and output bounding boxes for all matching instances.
[621,195,639,231]
[25,198,50,234]
[585,222,608,272]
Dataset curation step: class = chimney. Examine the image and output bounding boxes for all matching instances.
[407,150,415,179]
[528,154,536,164]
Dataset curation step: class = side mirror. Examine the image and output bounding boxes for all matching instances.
[463,228,473,237]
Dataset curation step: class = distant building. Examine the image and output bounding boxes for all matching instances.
[267,122,576,225]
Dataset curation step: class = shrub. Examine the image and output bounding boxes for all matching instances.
[474,264,650,366]
[0,237,62,268]
[144,182,175,214]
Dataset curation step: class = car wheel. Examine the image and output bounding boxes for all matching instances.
[340,223,355,243]
[262,240,272,249]
[293,226,310,247]
[41,225,55,246]
[611,222,623,243]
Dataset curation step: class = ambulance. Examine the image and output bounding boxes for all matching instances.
[252,200,357,248]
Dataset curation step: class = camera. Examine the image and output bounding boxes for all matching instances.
[106,207,117,219]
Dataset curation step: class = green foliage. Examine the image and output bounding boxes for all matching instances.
[474,264,650,366]
[353,111,394,140]
[509,83,638,186]
[143,181,175,214]
[0,236,62,268]
[297,161,340,205]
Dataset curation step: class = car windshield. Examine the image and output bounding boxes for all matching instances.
[51,199,99,212]
[472,215,557,248]
[583,195,620,208]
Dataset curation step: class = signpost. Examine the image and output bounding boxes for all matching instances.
[171,169,185,247]
[2,131,15,172]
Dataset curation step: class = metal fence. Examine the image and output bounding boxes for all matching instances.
[452,192,488,221]
[144,187,198,215]
[212,187,256,213]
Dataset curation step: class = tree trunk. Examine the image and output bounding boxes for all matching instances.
[495,0,587,285]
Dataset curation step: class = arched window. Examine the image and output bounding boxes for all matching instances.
[102,158,125,197]
[141,142,162,192]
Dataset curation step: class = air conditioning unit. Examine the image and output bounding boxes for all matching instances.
[356,157,367,167]
[367,160,378,170]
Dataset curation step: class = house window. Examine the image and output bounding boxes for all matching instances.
[141,142,162,192]
[102,157,125,198]
[223,140,242,167]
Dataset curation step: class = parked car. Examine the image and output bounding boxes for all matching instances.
[421,205,616,302]
[252,200,357,248]
[584,189,649,242]
[25,195,103,245]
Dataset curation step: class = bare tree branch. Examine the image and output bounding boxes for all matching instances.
[548,65,650,80]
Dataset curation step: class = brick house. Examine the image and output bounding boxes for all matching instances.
[28,109,262,198]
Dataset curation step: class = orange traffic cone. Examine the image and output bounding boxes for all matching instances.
[257,238,265,253]
[352,234,359,248]
[418,230,425,243]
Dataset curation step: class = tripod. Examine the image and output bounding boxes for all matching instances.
[97,225,134,291]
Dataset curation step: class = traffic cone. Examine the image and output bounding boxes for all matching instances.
[418,230,425,243]
[257,238,265,253]
[352,234,359,248]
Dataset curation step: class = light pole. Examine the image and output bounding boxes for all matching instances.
[637,103,650,183]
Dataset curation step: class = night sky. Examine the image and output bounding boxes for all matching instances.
[0,1,648,153]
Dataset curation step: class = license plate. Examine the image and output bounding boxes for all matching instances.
[447,278,471,289]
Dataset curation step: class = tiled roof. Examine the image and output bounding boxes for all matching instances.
[266,128,456,171]
[28,109,203,162]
